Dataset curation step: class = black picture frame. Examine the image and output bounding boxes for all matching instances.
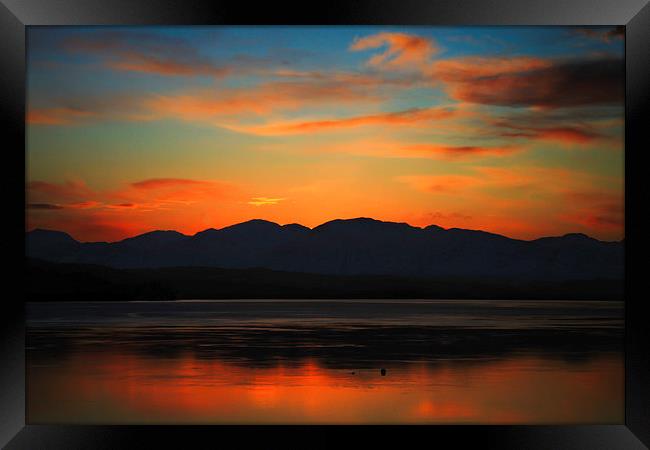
[2,0,649,448]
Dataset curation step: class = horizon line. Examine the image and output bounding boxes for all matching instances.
[25,216,624,244]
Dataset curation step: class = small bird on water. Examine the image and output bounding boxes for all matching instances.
[380,368,386,376]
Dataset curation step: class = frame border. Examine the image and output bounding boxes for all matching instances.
[2,1,649,448]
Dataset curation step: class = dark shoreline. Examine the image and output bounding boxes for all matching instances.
[27,258,624,301]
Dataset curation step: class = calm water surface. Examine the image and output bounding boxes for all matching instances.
[27,300,623,424]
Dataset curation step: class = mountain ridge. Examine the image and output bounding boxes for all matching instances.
[26,217,624,282]
[27,217,622,244]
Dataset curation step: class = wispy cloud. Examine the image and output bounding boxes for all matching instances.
[400,143,521,159]
[248,197,285,206]
[29,77,386,127]
[282,138,523,161]
[143,80,382,121]
[560,190,624,233]
[27,107,96,125]
[225,106,459,136]
[63,31,232,78]
[350,32,439,70]
[66,201,102,209]
[397,165,613,196]
[496,124,602,145]
[26,177,245,241]
[130,178,212,189]
[396,175,482,193]
[28,177,238,211]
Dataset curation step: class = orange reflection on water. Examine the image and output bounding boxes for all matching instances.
[28,352,623,424]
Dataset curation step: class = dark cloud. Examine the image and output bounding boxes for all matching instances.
[130,178,210,190]
[495,123,602,144]
[605,26,625,40]
[27,180,94,200]
[485,104,623,147]
[442,57,623,108]
[404,144,522,159]
[572,26,624,43]
[27,203,64,210]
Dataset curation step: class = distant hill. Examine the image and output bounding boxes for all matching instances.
[26,218,624,282]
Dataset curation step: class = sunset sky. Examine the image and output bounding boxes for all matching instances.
[26,26,624,242]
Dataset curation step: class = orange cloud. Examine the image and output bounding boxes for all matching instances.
[28,71,389,127]
[269,69,420,88]
[397,165,598,196]
[123,178,237,207]
[350,32,439,70]
[530,127,600,144]
[27,107,96,125]
[30,178,237,207]
[472,166,578,191]
[394,166,623,240]
[560,191,624,235]
[227,107,459,136]
[569,209,624,230]
[106,52,231,77]
[141,80,381,124]
[24,47,443,130]
[396,175,482,193]
[432,57,551,81]
[28,178,236,215]
[27,177,245,241]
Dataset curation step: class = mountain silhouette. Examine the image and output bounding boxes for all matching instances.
[26,218,623,281]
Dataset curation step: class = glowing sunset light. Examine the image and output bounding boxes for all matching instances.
[27,26,624,242]
[248,197,286,206]
[27,351,622,424]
